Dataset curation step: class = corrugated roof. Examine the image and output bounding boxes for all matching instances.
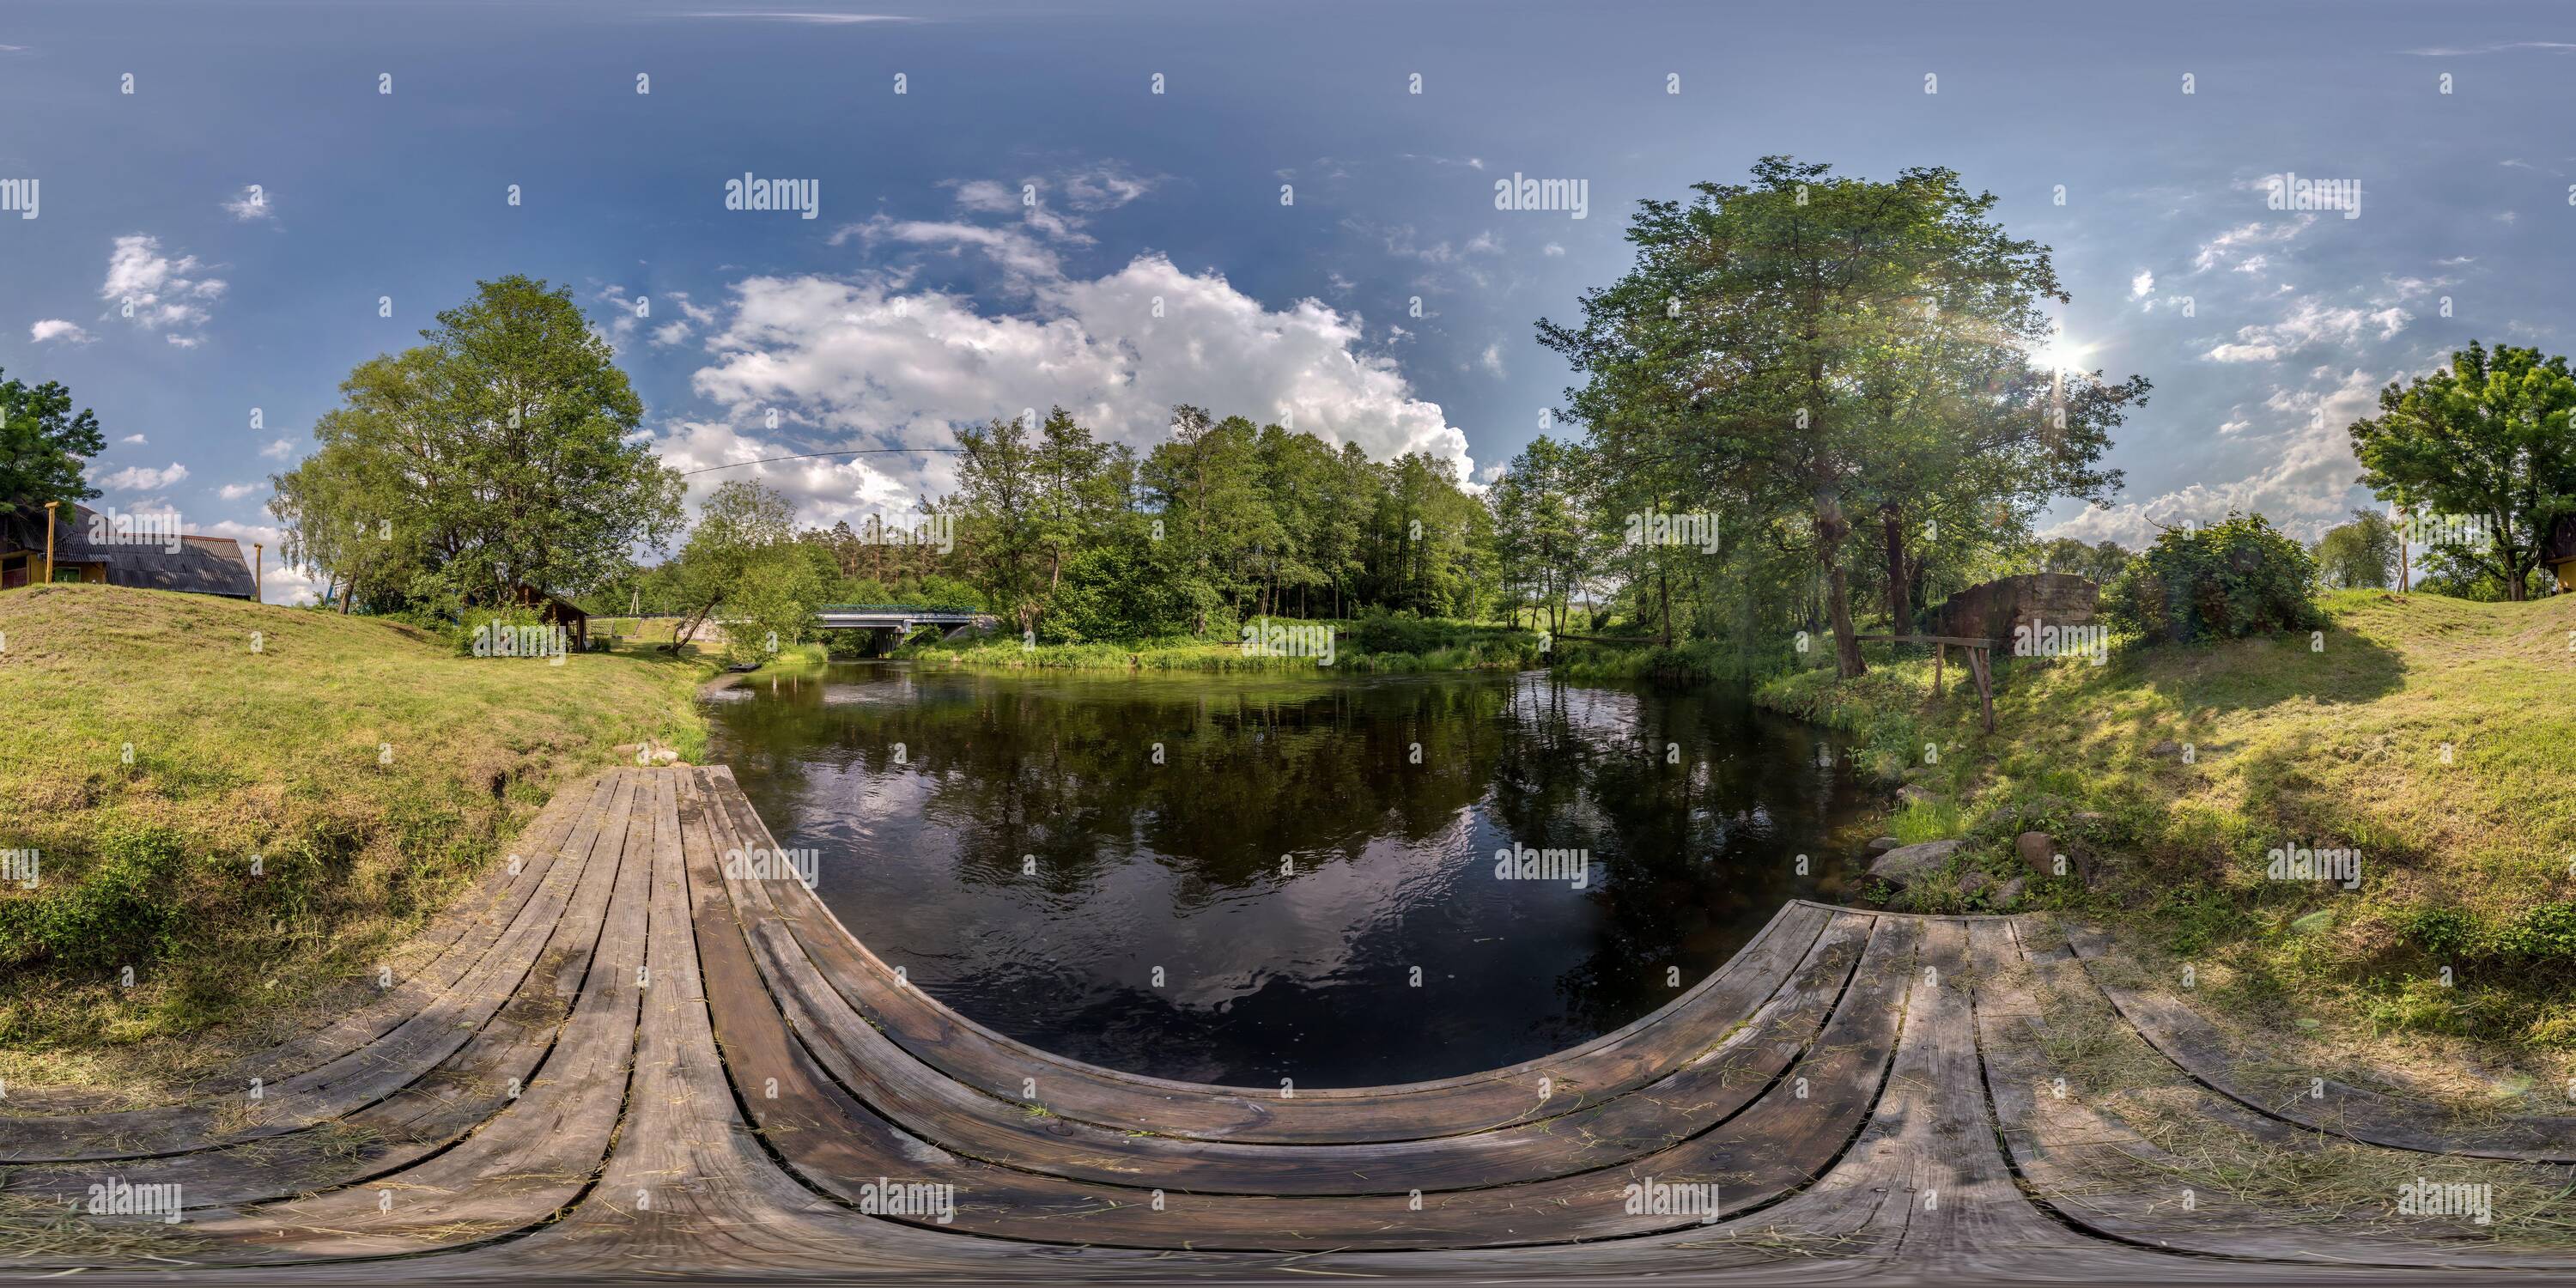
[1,504,255,598]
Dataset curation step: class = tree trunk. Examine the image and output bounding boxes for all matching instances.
[1881,506,1911,631]
[1817,491,1864,677]
[1656,555,1674,649]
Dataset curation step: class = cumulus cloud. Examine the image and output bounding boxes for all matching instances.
[218,482,263,500]
[119,434,146,445]
[259,438,294,459]
[30,319,92,344]
[1479,343,1506,376]
[100,462,190,490]
[2045,368,2384,546]
[2190,216,2312,273]
[2205,299,2410,362]
[2129,270,2154,299]
[658,238,1474,526]
[100,234,225,341]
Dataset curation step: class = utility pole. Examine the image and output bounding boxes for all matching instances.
[252,543,264,603]
[42,500,58,583]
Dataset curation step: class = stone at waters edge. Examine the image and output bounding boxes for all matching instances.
[2017,830,2056,878]
[1866,838,1963,889]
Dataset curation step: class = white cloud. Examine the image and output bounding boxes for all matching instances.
[218,482,262,500]
[1060,163,1154,211]
[118,434,146,445]
[2046,368,2384,546]
[1543,243,1565,257]
[1479,343,1506,376]
[100,234,225,340]
[100,462,190,490]
[663,246,1475,527]
[2204,299,2410,363]
[2129,270,2154,299]
[259,438,294,459]
[29,319,93,344]
[222,185,275,222]
[2190,216,2312,273]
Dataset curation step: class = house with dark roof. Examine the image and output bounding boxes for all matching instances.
[2548,515,2576,593]
[0,503,257,599]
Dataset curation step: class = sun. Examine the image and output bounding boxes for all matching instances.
[2033,331,2094,375]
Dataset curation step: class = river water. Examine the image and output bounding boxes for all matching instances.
[702,664,1874,1088]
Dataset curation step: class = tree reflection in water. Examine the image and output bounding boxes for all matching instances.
[707,666,1871,1088]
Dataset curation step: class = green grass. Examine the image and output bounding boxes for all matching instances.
[1759,590,2576,1090]
[0,583,714,1094]
[892,619,1544,673]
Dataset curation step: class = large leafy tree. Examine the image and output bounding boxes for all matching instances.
[666,479,811,659]
[0,367,105,522]
[271,276,685,611]
[1539,157,2136,674]
[2348,341,2576,602]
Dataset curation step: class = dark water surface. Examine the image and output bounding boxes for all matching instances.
[702,665,1874,1088]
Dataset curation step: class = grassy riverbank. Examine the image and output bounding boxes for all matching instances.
[0,583,712,1094]
[891,617,1544,673]
[1758,590,2576,1091]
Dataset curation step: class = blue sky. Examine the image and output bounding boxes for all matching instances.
[4,0,2573,602]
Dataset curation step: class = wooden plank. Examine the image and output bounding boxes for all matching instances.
[0,769,635,1211]
[702,768,1875,1194]
[0,773,605,1115]
[0,770,621,1163]
[703,766,1834,1142]
[1980,918,2576,1269]
[161,769,656,1261]
[2068,926,2576,1163]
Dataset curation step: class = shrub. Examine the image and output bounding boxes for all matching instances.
[0,823,187,969]
[2399,906,2482,961]
[2102,513,2324,643]
[2494,902,2576,964]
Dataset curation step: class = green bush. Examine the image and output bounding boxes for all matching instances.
[2102,513,2324,643]
[2399,906,2482,961]
[0,823,187,969]
[2494,902,2576,964]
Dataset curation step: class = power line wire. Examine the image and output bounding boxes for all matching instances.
[677,446,966,477]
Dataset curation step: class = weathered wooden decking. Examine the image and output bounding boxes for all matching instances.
[6,766,2573,1283]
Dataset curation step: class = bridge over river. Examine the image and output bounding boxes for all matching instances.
[7,768,2572,1283]
[811,603,997,634]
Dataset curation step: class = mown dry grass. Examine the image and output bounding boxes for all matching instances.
[0,583,711,1096]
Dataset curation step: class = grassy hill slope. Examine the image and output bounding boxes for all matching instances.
[1761,590,2576,1096]
[0,583,708,1095]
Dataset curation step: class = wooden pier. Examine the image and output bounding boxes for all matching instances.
[4,767,2572,1283]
